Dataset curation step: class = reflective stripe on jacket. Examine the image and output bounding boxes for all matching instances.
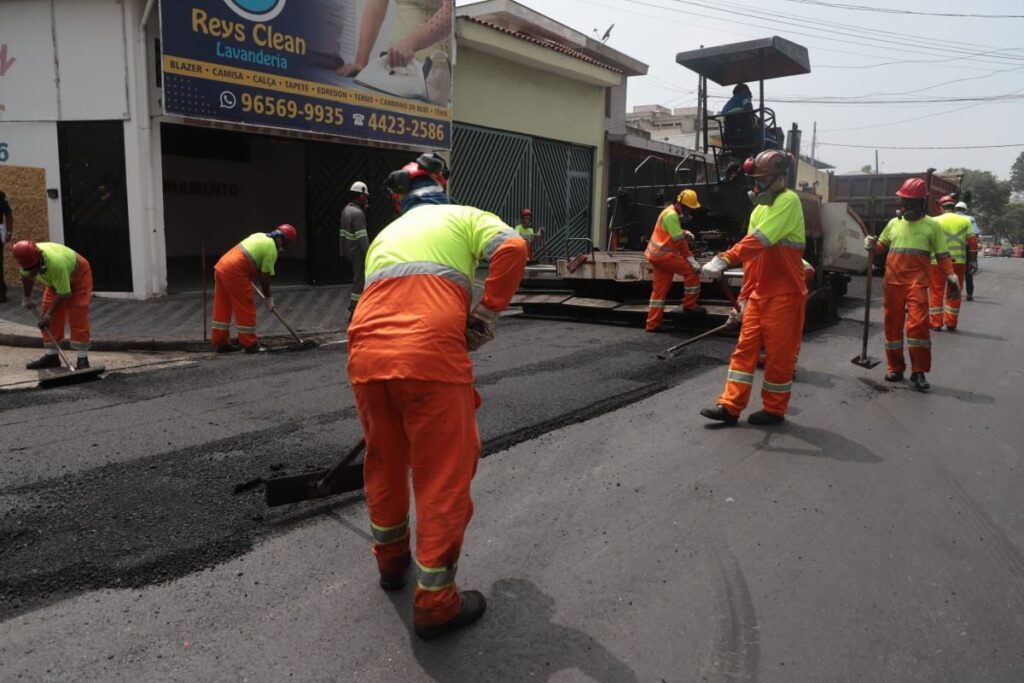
[931,212,972,265]
[878,216,952,286]
[644,206,692,261]
[238,233,278,276]
[722,190,807,300]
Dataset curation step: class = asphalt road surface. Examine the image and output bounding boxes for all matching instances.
[2,259,1023,682]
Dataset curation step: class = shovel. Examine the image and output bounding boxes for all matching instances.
[233,438,366,507]
[852,241,882,369]
[33,314,106,388]
[251,284,317,350]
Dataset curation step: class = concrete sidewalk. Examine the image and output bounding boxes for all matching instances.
[0,284,354,351]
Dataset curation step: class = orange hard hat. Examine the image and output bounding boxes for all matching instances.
[896,178,929,199]
[521,208,532,217]
[12,240,41,269]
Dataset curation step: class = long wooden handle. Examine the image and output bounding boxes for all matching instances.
[316,438,367,493]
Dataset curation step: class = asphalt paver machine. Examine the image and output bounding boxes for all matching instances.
[515,36,869,330]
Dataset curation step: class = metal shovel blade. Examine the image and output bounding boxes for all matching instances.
[264,465,364,507]
[850,354,881,369]
[37,365,106,389]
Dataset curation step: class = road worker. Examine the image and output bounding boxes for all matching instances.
[211,225,297,354]
[955,201,980,301]
[14,240,94,370]
[699,150,805,426]
[865,177,958,392]
[644,189,705,332]
[514,208,539,262]
[929,195,974,331]
[341,181,370,317]
[346,153,528,640]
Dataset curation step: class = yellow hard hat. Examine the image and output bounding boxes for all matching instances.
[677,189,701,210]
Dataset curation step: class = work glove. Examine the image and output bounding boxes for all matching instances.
[864,235,878,252]
[725,299,746,330]
[22,296,36,310]
[465,304,499,351]
[945,274,960,300]
[700,254,730,282]
[37,313,52,330]
[968,262,978,275]
[686,255,701,273]
[264,296,274,312]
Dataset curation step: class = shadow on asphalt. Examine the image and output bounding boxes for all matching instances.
[386,578,638,682]
[749,424,883,463]
[856,377,996,405]
[938,329,1007,342]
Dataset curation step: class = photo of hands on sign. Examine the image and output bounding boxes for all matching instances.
[336,0,453,105]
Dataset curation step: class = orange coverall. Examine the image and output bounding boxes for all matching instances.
[35,250,93,352]
[644,206,701,331]
[876,216,953,374]
[928,212,972,330]
[211,234,277,350]
[347,204,527,627]
[716,190,807,418]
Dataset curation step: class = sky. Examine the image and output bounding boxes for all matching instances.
[455,0,1024,178]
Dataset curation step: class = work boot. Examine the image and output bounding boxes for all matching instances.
[76,357,90,370]
[966,295,974,301]
[910,372,930,392]
[748,410,784,426]
[414,590,487,641]
[26,353,61,370]
[243,344,267,354]
[215,344,240,354]
[930,326,942,332]
[700,404,738,426]
[379,555,411,592]
[884,371,903,382]
[945,327,957,332]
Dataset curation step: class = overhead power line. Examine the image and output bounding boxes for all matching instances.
[817,142,1024,150]
[783,0,1024,19]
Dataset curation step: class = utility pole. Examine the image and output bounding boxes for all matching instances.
[875,149,879,174]
[810,121,817,164]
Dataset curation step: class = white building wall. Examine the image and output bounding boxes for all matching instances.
[0,121,64,241]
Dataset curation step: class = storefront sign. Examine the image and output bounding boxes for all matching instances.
[160,1,453,148]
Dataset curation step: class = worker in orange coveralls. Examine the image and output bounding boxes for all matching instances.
[210,225,297,354]
[865,177,958,392]
[699,149,806,426]
[346,153,527,640]
[14,240,94,370]
[928,195,973,331]
[644,189,706,331]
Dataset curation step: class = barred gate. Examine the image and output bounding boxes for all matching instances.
[451,124,594,261]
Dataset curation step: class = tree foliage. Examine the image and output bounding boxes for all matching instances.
[1010,151,1024,193]
[993,203,1024,244]
[944,167,1010,229]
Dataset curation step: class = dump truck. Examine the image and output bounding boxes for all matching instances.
[515,36,870,330]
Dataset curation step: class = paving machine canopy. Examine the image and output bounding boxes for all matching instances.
[675,36,811,85]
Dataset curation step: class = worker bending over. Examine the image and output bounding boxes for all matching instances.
[929,195,973,331]
[346,153,527,640]
[866,178,958,392]
[211,225,297,353]
[14,240,94,370]
[700,150,806,426]
[645,189,705,332]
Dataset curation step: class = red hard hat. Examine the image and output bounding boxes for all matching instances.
[896,177,929,199]
[12,240,40,269]
[521,208,532,217]
[275,224,297,244]
[938,194,956,206]
[741,157,756,175]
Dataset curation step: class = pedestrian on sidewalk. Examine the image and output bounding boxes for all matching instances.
[13,240,94,370]
[346,152,527,640]
[341,181,370,318]
[0,191,13,303]
[211,225,297,354]
[644,189,705,332]
[699,150,806,426]
[928,196,973,331]
[865,177,958,392]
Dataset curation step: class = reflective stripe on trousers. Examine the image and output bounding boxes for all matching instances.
[929,263,964,330]
[883,282,930,374]
[645,254,701,331]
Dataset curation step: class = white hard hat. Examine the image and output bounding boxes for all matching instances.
[350,181,369,195]
[955,201,968,211]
